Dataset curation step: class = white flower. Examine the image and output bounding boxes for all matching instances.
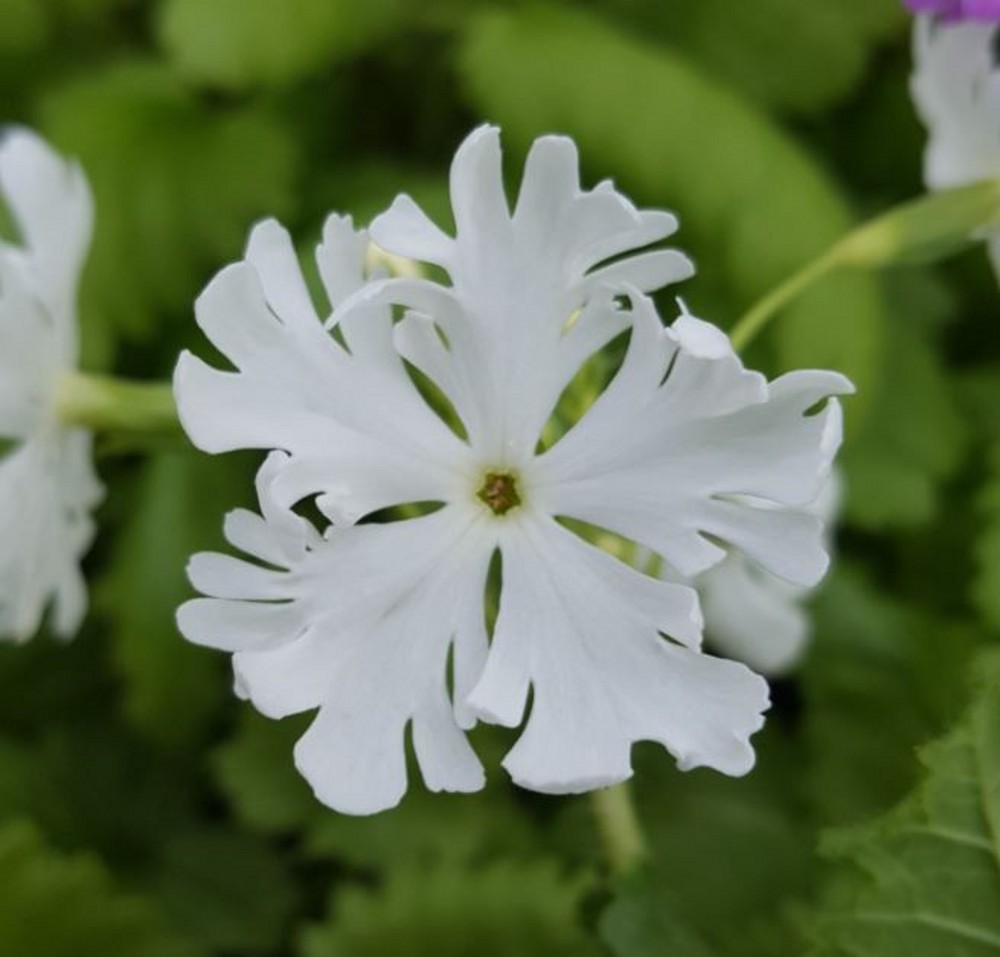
[684,473,841,676]
[0,129,102,641]
[910,16,1000,274]
[175,126,851,815]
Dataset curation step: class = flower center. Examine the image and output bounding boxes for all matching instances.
[476,470,522,516]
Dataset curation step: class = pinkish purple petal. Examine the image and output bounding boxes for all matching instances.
[904,0,1000,22]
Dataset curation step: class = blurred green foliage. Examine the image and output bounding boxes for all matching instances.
[806,650,1000,956]
[973,447,1000,630]
[0,819,200,957]
[1,1,998,955]
[96,451,258,749]
[158,0,418,90]
[42,61,298,366]
[841,273,968,528]
[301,863,600,957]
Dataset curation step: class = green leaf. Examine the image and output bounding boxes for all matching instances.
[802,564,979,825]
[600,867,717,957]
[98,452,253,749]
[46,0,137,27]
[0,722,200,868]
[583,0,904,115]
[0,819,201,957]
[212,711,317,834]
[0,628,113,734]
[973,446,1000,632]
[40,60,298,363]
[458,7,885,414]
[0,0,49,56]
[158,0,416,90]
[806,649,1000,956]
[638,747,816,953]
[555,726,817,955]
[956,365,1000,449]
[300,863,600,957]
[149,829,296,954]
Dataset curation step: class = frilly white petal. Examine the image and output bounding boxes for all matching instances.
[369,126,692,461]
[691,471,843,674]
[581,249,694,299]
[178,464,497,813]
[178,598,307,654]
[0,257,58,437]
[671,306,733,359]
[534,297,851,584]
[910,18,1000,190]
[174,244,470,518]
[990,233,1000,280]
[245,218,322,332]
[315,213,370,309]
[187,552,292,601]
[0,432,102,641]
[466,516,767,792]
[696,554,809,676]
[0,127,92,333]
[369,194,453,269]
[449,125,511,250]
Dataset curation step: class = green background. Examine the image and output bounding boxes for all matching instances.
[1,1,999,954]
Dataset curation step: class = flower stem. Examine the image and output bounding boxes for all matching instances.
[590,782,647,874]
[730,179,1000,353]
[55,371,179,437]
[729,247,841,353]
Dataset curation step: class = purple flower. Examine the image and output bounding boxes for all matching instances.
[904,0,1000,22]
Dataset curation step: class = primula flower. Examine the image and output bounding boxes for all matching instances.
[176,127,850,815]
[683,474,841,676]
[909,14,1000,275]
[904,0,1000,22]
[0,129,102,641]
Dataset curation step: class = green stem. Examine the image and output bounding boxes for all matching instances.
[729,246,842,353]
[590,782,647,874]
[729,179,1000,353]
[55,371,179,437]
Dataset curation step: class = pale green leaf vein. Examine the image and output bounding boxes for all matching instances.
[853,911,1000,951]
[902,824,994,854]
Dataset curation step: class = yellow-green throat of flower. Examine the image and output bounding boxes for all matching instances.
[477,471,522,516]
